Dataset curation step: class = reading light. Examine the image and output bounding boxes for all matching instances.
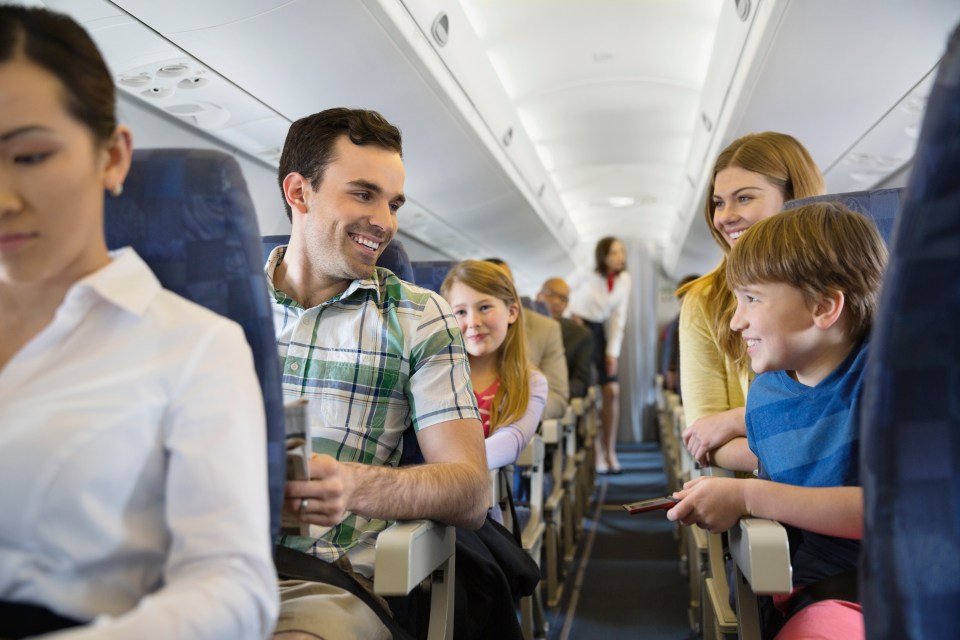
[118,73,151,87]
[157,63,190,77]
[141,86,175,99]
[178,76,209,89]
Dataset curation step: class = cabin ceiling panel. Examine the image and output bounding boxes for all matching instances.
[458,0,722,266]
[719,0,960,195]
[519,84,699,137]
[553,162,683,194]
[104,0,577,282]
[110,0,292,32]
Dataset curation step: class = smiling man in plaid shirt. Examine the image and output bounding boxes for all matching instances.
[265,108,488,640]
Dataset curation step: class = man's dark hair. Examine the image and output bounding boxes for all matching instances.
[277,108,403,221]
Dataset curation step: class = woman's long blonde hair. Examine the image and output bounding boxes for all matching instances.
[441,260,531,431]
[677,132,825,366]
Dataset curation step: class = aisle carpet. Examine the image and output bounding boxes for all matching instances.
[548,442,690,639]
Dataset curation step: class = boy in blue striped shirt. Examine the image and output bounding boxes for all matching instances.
[667,202,887,638]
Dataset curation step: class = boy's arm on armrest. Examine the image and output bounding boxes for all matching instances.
[707,436,756,472]
[744,481,863,539]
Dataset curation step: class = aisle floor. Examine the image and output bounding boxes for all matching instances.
[546,442,690,639]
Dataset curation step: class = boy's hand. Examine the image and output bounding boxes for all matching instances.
[666,476,748,533]
[284,454,356,526]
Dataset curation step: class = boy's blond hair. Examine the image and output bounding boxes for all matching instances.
[726,202,888,343]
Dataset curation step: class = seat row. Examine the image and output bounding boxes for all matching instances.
[498,385,602,639]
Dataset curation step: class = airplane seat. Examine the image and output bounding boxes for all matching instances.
[104,147,286,544]
[541,415,571,607]
[860,21,960,640]
[411,260,456,294]
[558,405,581,564]
[262,234,290,264]
[724,184,909,639]
[261,235,415,284]
[505,437,547,640]
[784,187,904,243]
[378,238,415,282]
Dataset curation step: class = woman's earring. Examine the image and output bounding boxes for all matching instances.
[111,183,124,197]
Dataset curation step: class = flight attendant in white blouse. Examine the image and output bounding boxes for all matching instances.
[0,7,277,638]
[567,237,631,474]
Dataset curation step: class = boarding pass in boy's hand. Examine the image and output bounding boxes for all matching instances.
[623,496,679,514]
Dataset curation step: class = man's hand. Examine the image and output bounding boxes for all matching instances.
[284,454,356,527]
[681,407,746,465]
[665,476,748,534]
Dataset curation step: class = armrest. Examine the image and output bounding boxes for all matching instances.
[728,518,793,595]
[373,519,456,596]
[698,465,735,478]
[541,418,561,444]
[569,397,584,417]
[489,469,501,509]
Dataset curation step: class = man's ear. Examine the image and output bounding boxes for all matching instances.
[812,290,845,330]
[282,172,310,215]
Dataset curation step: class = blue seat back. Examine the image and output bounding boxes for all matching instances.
[104,148,285,544]
[262,234,290,264]
[411,260,456,294]
[379,239,415,282]
[262,235,415,284]
[860,25,960,639]
[784,187,904,245]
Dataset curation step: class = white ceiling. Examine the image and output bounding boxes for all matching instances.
[24,0,960,291]
[455,0,721,259]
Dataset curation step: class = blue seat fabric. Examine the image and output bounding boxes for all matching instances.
[379,239,415,282]
[860,24,960,640]
[105,148,285,543]
[262,235,290,264]
[411,260,455,294]
[784,187,904,245]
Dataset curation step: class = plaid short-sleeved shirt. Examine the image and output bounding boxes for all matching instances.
[266,247,479,562]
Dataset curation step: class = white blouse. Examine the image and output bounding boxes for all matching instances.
[0,249,278,639]
[566,268,632,358]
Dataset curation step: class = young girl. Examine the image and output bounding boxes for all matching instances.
[441,260,547,470]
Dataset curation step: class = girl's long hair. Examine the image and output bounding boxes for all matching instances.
[441,260,531,431]
[677,132,825,366]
